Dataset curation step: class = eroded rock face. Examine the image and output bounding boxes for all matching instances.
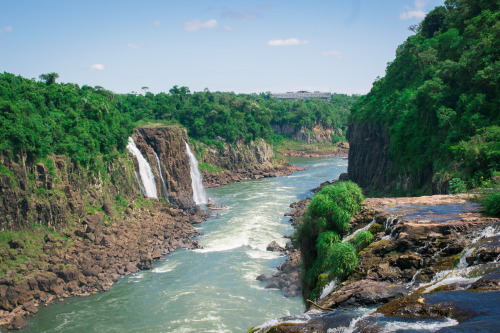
[0,125,211,329]
[133,126,197,209]
[258,194,500,332]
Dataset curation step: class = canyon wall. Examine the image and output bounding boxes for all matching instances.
[347,122,435,196]
[194,138,305,187]
[272,123,343,144]
[133,125,196,210]
[0,125,199,232]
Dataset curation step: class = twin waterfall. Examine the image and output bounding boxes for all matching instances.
[126,137,158,199]
[185,142,207,204]
[126,136,207,204]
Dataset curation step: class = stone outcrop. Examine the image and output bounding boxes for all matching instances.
[347,122,443,195]
[196,138,306,188]
[272,124,342,145]
[256,193,500,332]
[346,122,394,194]
[0,125,209,329]
[132,126,196,210]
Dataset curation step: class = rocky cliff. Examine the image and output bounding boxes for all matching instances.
[195,138,306,187]
[0,125,206,329]
[133,125,196,210]
[347,122,435,196]
[272,123,342,144]
[254,194,500,332]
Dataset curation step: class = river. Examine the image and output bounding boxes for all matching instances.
[24,157,348,332]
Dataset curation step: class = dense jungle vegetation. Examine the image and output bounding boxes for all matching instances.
[349,0,499,191]
[0,72,356,167]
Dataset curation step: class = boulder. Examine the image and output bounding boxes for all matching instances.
[256,274,270,282]
[8,315,28,330]
[266,241,285,252]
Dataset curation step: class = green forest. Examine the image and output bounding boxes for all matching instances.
[349,0,499,192]
[0,72,356,168]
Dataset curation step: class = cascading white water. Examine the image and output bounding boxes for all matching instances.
[126,137,158,198]
[154,151,168,198]
[185,142,207,204]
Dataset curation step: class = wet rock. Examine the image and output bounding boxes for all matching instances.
[22,302,38,314]
[319,279,407,309]
[470,268,500,291]
[267,241,285,252]
[8,315,28,330]
[256,274,270,282]
[396,254,421,270]
[34,271,58,292]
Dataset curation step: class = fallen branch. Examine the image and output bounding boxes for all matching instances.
[306,299,346,311]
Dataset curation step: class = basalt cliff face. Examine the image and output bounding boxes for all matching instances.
[347,122,435,196]
[133,126,196,210]
[197,138,306,187]
[0,125,206,329]
[272,123,342,145]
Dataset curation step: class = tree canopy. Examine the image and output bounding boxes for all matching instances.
[349,0,499,192]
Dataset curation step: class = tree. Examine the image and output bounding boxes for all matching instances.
[39,72,59,85]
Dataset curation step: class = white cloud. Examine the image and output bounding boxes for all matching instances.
[320,50,342,59]
[154,21,161,27]
[0,26,13,34]
[183,19,218,32]
[267,38,309,46]
[400,0,428,20]
[90,64,105,71]
[127,43,146,49]
[220,24,235,32]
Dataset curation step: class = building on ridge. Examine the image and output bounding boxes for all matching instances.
[271,91,331,101]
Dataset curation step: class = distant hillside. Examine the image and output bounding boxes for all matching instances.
[0,72,357,168]
[348,0,499,195]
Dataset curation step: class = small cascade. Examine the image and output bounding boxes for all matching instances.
[344,217,376,242]
[154,151,168,198]
[319,279,338,300]
[126,137,158,198]
[184,142,207,204]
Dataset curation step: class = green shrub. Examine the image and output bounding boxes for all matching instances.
[329,242,359,280]
[449,178,467,194]
[295,181,364,299]
[482,190,500,216]
[317,181,364,214]
[349,230,374,252]
[316,231,341,256]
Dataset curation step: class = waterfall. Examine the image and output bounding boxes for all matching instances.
[154,151,168,198]
[185,142,207,204]
[126,137,158,198]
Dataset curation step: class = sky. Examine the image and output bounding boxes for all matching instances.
[0,0,444,95]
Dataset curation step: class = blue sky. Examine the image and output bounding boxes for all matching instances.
[0,0,444,95]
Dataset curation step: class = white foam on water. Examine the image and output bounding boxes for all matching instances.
[457,247,475,269]
[326,308,376,333]
[246,249,281,260]
[420,266,482,293]
[253,310,324,333]
[152,261,179,273]
[196,210,285,254]
[380,317,459,332]
[472,225,500,243]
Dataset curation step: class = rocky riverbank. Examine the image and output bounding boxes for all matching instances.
[202,164,307,188]
[254,193,500,332]
[0,202,207,330]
